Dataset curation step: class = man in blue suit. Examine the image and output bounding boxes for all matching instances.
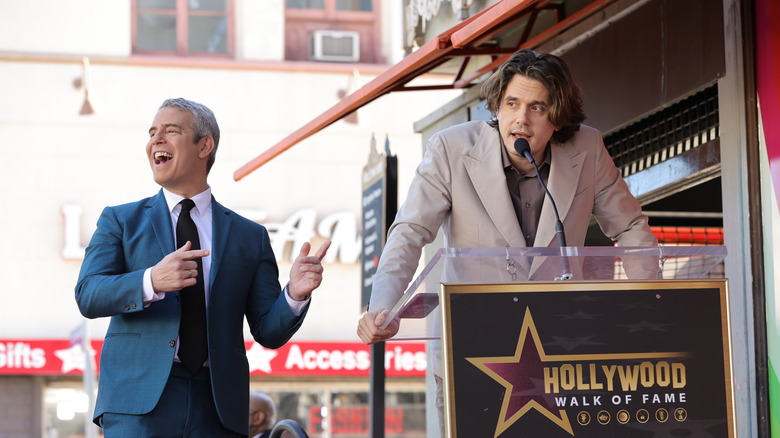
[76,97,330,437]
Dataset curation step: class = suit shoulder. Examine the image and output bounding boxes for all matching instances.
[428,121,492,152]
[558,124,605,152]
[214,202,267,232]
[570,124,602,143]
[432,120,490,141]
[105,195,158,214]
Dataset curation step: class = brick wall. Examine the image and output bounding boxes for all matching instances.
[0,377,41,438]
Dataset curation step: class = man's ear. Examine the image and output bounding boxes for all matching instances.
[198,136,214,159]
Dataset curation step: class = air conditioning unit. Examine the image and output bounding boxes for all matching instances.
[310,30,360,63]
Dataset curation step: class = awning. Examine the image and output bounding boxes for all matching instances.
[234,0,615,180]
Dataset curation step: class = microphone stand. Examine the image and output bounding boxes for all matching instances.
[516,140,572,280]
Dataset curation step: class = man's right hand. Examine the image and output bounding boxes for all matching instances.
[150,241,210,293]
[357,309,399,344]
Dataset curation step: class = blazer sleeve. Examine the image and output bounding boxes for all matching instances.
[368,132,454,313]
[239,222,307,349]
[590,132,657,247]
[75,206,148,319]
[588,131,660,279]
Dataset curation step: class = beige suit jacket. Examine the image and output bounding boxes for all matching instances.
[368,121,657,314]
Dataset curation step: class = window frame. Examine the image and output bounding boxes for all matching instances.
[284,0,382,63]
[131,0,235,58]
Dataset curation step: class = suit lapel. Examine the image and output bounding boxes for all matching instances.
[209,198,232,291]
[535,141,585,247]
[462,127,526,247]
[146,190,175,257]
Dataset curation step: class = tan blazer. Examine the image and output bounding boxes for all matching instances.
[369,121,657,314]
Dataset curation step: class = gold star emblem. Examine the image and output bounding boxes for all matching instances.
[467,308,573,436]
[466,308,691,437]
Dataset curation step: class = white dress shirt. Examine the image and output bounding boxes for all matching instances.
[140,187,308,362]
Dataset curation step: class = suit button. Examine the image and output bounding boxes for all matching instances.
[131,303,137,309]
[169,340,176,347]
[124,305,131,311]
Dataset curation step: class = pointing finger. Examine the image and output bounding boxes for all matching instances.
[297,241,312,259]
[185,249,209,260]
[314,240,332,260]
[176,241,192,252]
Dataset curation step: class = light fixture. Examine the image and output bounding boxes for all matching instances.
[336,69,361,124]
[72,57,95,115]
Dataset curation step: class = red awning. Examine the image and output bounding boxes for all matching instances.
[234,0,615,180]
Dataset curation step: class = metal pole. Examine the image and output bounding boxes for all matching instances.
[82,320,97,438]
[369,342,385,437]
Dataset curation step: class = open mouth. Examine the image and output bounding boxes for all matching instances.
[154,151,173,164]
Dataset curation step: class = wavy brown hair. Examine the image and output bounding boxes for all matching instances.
[481,49,585,143]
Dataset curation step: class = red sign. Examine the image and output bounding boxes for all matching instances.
[308,406,407,434]
[247,341,426,377]
[757,0,780,208]
[0,339,426,377]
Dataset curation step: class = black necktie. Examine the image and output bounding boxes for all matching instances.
[176,199,208,374]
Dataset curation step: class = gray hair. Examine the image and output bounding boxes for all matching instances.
[250,392,277,427]
[159,97,220,173]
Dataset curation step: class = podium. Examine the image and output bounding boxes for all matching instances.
[383,246,734,437]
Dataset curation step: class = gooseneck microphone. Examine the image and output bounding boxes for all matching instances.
[513,137,572,280]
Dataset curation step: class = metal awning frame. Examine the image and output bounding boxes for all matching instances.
[234,0,615,180]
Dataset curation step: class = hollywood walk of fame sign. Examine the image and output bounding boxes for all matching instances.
[440,279,734,438]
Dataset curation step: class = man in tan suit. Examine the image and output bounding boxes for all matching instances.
[357,49,658,435]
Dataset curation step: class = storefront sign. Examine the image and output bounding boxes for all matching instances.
[0,339,425,377]
[61,205,361,264]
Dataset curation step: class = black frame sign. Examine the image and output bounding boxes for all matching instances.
[360,139,396,310]
[441,279,734,437]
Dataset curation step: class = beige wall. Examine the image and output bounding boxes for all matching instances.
[0,2,460,344]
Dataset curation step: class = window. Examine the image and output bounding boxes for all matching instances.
[44,382,103,438]
[133,0,233,56]
[287,0,372,11]
[252,388,426,437]
[287,0,325,8]
[335,0,372,11]
[285,0,382,63]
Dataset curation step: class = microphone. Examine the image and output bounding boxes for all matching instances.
[513,138,572,280]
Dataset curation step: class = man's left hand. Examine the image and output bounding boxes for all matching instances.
[288,240,331,301]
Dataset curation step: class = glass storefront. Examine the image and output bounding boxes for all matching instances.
[43,381,101,438]
[249,380,426,437]
[39,377,425,438]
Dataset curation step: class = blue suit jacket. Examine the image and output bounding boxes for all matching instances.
[76,190,306,435]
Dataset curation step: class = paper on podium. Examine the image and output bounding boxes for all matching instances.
[382,245,727,340]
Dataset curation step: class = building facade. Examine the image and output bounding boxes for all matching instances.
[2,0,779,436]
[0,1,460,436]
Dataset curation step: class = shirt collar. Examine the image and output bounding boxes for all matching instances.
[162,186,212,215]
[501,142,512,169]
[502,142,552,173]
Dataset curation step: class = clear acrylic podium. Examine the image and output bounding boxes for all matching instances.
[383,245,728,341]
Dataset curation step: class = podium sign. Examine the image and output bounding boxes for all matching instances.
[441,280,734,437]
